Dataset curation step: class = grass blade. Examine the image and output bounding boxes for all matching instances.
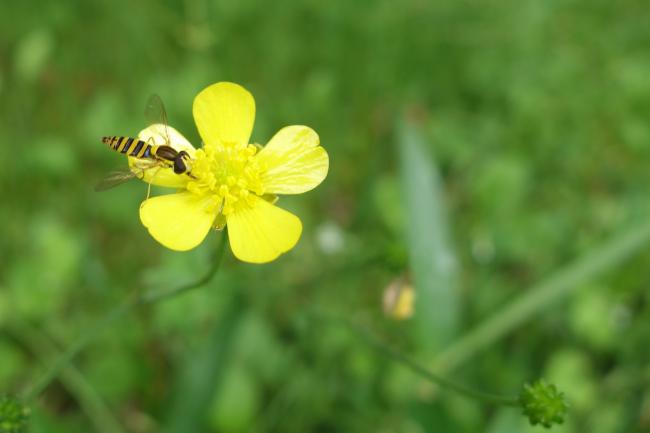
[397,115,460,352]
[165,292,242,433]
[434,220,650,371]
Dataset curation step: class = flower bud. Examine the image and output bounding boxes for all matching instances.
[519,379,568,428]
[0,396,29,433]
[382,277,415,320]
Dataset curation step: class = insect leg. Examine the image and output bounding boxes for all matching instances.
[145,166,163,201]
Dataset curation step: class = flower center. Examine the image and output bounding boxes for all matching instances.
[186,142,264,216]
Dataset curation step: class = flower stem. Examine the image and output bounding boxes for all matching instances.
[11,322,127,433]
[141,231,228,304]
[22,298,132,402]
[433,219,650,372]
[23,232,229,402]
[347,319,520,407]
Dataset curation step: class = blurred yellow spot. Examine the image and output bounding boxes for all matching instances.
[383,278,415,320]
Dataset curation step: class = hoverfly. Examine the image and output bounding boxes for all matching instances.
[95,95,193,191]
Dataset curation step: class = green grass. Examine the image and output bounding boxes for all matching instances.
[1,0,650,432]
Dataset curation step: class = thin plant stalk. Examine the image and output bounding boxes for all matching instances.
[23,232,229,402]
[347,319,520,407]
[12,322,127,433]
[433,220,650,372]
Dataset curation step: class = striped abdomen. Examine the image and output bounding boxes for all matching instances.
[101,136,152,159]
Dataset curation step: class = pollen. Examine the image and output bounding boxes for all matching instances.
[186,142,264,217]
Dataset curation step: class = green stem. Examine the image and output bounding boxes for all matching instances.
[22,298,132,402]
[347,320,519,406]
[13,322,127,433]
[23,232,228,402]
[164,290,242,433]
[433,220,650,372]
[141,231,228,304]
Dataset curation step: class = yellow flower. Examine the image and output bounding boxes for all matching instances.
[133,82,329,263]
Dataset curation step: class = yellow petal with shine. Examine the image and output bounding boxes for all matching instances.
[129,124,196,188]
[255,125,329,194]
[140,192,216,251]
[193,82,255,147]
[227,196,302,263]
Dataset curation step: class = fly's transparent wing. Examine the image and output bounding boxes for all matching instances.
[94,161,160,191]
[94,169,139,191]
[144,94,171,147]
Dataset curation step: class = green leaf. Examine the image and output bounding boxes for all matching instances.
[164,293,243,433]
[397,116,460,352]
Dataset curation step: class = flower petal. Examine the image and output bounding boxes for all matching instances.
[140,192,216,251]
[193,82,256,147]
[256,126,329,194]
[227,196,302,263]
[129,124,196,188]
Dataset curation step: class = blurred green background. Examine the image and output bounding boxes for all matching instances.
[1,0,650,432]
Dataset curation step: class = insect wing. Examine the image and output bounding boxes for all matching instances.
[94,169,139,191]
[144,94,172,147]
[94,160,159,192]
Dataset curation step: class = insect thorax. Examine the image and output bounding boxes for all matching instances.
[154,145,178,162]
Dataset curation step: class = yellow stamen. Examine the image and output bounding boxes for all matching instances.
[187,142,264,220]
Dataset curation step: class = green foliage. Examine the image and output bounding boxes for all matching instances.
[1,0,650,432]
